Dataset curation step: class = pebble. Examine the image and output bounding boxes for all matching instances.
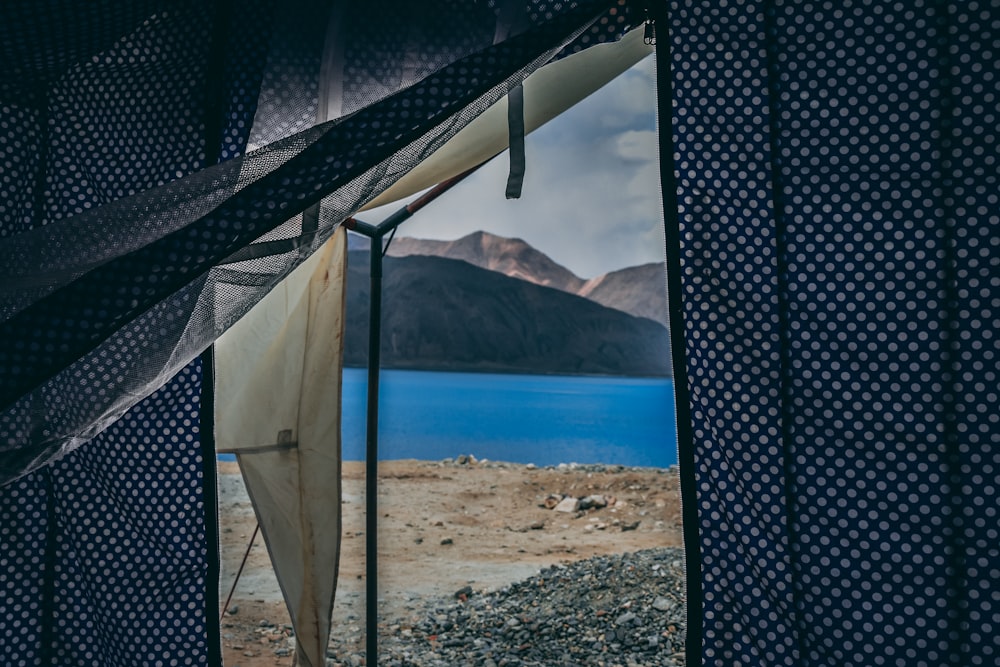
[553,497,580,513]
[436,457,679,477]
[326,548,686,666]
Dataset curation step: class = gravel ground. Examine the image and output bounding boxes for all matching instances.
[325,547,686,667]
[219,459,684,667]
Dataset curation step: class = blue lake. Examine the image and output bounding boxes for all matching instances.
[220,369,677,468]
[342,369,676,468]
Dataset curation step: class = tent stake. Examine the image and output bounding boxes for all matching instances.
[221,523,260,621]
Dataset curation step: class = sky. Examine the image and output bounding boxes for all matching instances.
[365,54,663,280]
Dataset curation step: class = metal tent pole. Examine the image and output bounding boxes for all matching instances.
[344,164,482,667]
[365,225,383,667]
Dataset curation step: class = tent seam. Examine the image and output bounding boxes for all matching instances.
[652,6,703,667]
[762,0,806,662]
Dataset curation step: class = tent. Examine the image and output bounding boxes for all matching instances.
[2,2,997,666]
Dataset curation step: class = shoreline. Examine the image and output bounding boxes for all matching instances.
[218,457,684,666]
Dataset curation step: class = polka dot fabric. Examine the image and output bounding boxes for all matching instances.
[669,1,1000,665]
[0,0,272,662]
[0,363,208,666]
[670,1,796,664]
[0,474,46,664]
[1,3,629,665]
[48,363,208,666]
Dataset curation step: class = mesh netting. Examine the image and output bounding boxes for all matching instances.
[0,0,637,485]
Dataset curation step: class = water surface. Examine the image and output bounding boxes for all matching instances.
[340,368,677,468]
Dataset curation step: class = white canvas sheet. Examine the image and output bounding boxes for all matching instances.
[215,227,347,667]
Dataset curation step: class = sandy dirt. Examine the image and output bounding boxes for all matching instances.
[217,459,683,667]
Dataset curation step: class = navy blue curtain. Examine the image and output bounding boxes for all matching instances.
[0,1,269,663]
[661,1,999,665]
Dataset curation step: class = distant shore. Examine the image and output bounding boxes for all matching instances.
[217,457,684,667]
[342,362,673,380]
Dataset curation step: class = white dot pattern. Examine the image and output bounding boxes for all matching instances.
[0,362,208,666]
[670,1,1000,665]
[0,1,259,661]
[0,1,626,465]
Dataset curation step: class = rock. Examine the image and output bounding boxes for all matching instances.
[543,494,563,509]
[529,520,545,530]
[621,520,641,531]
[454,586,473,599]
[330,547,687,666]
[440,537,454,545]
[457,454,469,465]
[579,495,608,510]
[226,605,239,615]
[553,497,580,513]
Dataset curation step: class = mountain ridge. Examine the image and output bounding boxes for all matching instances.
[381,230,669,328]
[386,231,587,294]
[344,250,671,377]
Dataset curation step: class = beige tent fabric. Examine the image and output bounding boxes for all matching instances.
[215,226,347,667]
[362,28,652,211]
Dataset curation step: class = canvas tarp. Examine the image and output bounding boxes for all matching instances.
[364,27,653,210]
[216,227,346,667]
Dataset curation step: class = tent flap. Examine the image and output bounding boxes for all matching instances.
[0,3,641,665]
[217,227,347,667]
[666,2,1000,665]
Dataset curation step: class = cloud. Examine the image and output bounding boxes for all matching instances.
[615,130,658,162]
[535,55,656,144]
[364,55,665,279]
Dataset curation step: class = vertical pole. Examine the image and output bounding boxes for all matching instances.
[365,234,383,667]
[345,162,483,667]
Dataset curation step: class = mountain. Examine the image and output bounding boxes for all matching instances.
[385,231,587,294]
[579,263,669,329]
[345,251,671,377]
[380,231,668,328]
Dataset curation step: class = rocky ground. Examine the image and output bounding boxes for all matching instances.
[217,457,686,667]
[373,548,686,667]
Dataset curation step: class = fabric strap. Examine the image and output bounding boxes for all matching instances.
[505,83,527,199]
